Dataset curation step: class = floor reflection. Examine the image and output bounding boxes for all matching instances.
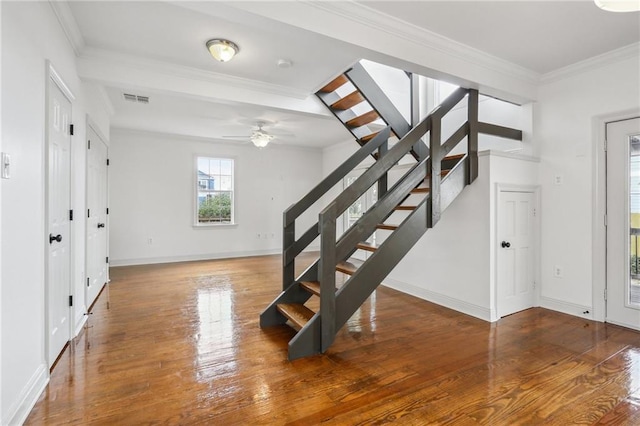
[195,277,236,382]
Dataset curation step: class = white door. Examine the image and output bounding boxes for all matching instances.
[497,190,536,317]
[47,78,72,366]
[343,174,378,261]
[86,126,109,309]
[606,117,640,329]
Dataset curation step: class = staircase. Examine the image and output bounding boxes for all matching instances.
[260,63,522,360]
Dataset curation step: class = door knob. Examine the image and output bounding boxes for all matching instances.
[49,234,62,244]
[97,223,105,228]
[501,241,511,248]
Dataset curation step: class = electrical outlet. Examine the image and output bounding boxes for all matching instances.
[554,174,563,185]
[147,238,153,245]
[1,152,10,179]
[553,265,563,278]
[257,233,261,239]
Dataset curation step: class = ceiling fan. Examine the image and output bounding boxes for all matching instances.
[223,121,281,148]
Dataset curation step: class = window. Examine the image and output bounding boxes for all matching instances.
[196,157,234,225]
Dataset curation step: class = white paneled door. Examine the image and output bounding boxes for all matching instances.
[47,76,72,367]
[606,117,640,329]
[497,190,536,317]
[86,126,109,308]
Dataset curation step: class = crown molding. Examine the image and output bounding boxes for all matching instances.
[540,42,640,84]
[79,47,311,100]
[48,0,85,56]
[303,0,540,87]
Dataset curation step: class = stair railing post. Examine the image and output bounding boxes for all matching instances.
[410,73,428,161]
[377,139,388,198]
[319,204,337,352]
[467,89,479,184]
[283,217,295,291]
[429,114,442,227]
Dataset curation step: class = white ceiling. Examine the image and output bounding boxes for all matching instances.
[63,1,640,148]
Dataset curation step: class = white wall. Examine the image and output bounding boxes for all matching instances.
[537,50,640,319]
[1,2,111,424]
[108,130,323,265]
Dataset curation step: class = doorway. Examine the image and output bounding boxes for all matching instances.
[86,123,109,309]
[46,65,74,367]
[343,172,378,261]
[497,187,538,317]
[606,117,640,329]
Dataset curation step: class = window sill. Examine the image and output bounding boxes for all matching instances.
[193,223,238,229]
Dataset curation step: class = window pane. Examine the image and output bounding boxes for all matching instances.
[196,156,234,225]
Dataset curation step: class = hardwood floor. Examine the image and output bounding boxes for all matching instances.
[26,254,640,425]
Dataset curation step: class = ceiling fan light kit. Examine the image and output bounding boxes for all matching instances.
[250,130,274,148]
[206,39,239,62]
[594,0,640,12]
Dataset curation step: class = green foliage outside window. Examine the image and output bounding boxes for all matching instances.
[198,193,232,222]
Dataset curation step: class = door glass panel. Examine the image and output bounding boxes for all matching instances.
[629,134,640,306]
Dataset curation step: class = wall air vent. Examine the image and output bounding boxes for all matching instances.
[123,93,150,104]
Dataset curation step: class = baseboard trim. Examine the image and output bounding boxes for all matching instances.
[382,278,493,322]
[110,248,284,267]
[539,296,593,320]
[4,363,49,426]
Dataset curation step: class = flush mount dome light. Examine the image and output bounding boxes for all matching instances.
[206,39,239,62]
[594,0,640,12]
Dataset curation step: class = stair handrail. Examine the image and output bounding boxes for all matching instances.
[281,127,391,291]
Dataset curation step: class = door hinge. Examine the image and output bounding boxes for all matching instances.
[69,295,73,307]
[604,138,608,152]
[106,207,109,215]
[70,124,74,136]
[87,139,91,149]
[106,256,109,264]
[604,214,608,227]
[604,288,608,301]
[87,277,90,287]
[69,209,74,221]
[87,208,90,218]
[107,158,110,166]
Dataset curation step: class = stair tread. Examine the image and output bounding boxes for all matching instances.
[277,303,315,329]
[411,187,430,194]
[356,241,379,252]
[395,205,418,211]
[346,110,380,128]
[331,91,365,110]
[299,281,321,296]
[444,153,465,162]
[319,74,348,93]
[360,129,396,143]
[377,224,399,231]
[336,260,362,275]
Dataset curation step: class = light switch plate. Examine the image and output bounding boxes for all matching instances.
[1,152,10,179]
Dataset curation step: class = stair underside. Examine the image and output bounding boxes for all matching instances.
[331,91,365,110]
[320,74,348,93]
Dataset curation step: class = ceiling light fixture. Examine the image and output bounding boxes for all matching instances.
[250,130,274,148]
[206,39,239,62]
[594,0,640,12]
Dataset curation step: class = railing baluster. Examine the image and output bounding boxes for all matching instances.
[468,89,479,184]
[283,219,295,291]
[378,139,388,198]
[429,115,442,227]
[319,205,337,352]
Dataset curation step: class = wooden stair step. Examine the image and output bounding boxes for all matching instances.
[411,187,430,194]
[376,224,399,231]
[331,91,365,110]
[360,129,396,143]
[356,241,378,252]
[299,281,321,296]
[444,153,465,162]
[276,303,315,329]
[346,110,380,128]
[394,205,418,211]
[319,74,348,93]
[336,261,360,275]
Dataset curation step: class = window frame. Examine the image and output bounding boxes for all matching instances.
[194,155,236,227]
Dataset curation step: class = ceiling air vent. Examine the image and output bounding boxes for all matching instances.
[123,93,150,104]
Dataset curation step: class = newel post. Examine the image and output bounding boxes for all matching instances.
[319,204,337,352]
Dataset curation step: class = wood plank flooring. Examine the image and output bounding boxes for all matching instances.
[26,254,640,425]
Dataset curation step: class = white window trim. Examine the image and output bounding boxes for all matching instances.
[193,155,237,227]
